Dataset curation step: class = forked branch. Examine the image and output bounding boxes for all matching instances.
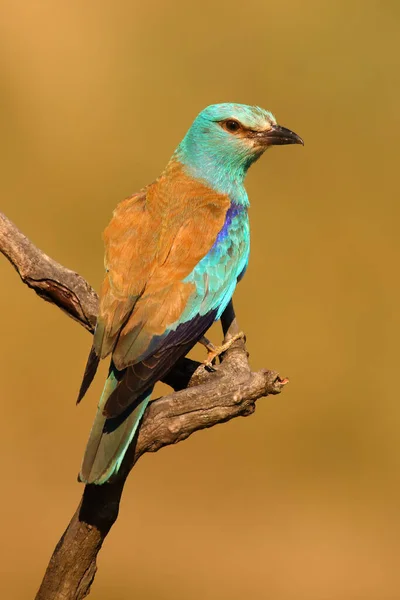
[0,211,287,600]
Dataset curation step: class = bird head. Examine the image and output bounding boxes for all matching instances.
[177,103,303,197]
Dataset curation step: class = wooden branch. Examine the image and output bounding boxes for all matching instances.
[0,212,98,332]
[0,211,288,600]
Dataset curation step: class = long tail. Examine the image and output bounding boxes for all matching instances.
[79,366,151,485]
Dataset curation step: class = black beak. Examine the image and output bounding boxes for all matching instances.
[263,124,304,147]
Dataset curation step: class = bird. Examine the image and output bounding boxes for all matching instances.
[77,103,303,485]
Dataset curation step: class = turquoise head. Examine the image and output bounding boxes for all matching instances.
[176,103,303,201]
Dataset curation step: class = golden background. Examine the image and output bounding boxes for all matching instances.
[1,1,399,598]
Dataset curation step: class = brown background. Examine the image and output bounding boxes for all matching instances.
[1,1,399,598]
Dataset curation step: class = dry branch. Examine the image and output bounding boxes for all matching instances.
[0,211,287,600]
[0,212,98,331]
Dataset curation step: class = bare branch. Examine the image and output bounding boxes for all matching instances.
[0,212,98,332]
[0,211,288,600]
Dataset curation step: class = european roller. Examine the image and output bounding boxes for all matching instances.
[77,103,303,484]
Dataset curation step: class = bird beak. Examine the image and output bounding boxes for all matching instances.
[262,124,304,147]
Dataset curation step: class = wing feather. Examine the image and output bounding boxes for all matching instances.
[80,160,251,417]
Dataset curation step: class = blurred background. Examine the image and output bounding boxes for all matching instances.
[1,0,400,598]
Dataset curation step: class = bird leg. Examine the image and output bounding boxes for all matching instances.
[199,331,245,368]
[220,299,239,338]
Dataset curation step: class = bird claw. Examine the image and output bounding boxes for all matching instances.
[202,331,245,368]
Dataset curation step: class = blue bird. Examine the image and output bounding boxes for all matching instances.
[77,103,303,484]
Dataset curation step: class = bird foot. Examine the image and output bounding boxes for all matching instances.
[200,332,245,368]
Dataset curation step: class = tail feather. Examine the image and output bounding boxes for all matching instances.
[79,367,151,485]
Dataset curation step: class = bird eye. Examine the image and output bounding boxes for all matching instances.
[222,120,241,134]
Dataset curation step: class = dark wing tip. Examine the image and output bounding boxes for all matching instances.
[76,345,100,404]
[102,310,218,418]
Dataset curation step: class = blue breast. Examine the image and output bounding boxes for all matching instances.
[169,202,250,328]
